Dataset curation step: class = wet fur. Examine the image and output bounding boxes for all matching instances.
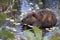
[21,9,57,32]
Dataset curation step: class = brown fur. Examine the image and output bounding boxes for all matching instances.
[22,9,57,29]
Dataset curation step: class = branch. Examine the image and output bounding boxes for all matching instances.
[4,0,15,13]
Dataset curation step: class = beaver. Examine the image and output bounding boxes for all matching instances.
[21,9,57,32]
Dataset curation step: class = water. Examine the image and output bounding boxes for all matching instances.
[43,0,58,10]
[20,0,39,13]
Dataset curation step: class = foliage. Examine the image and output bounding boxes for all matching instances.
[0,13,7,26]
[1,0,12,4]
[1,0,8,4]
[0,29,15,40]
[33,26,42,40]
[24,30,35,40]
[24,26,60,40]
[0,13,7,19]
[24,26,42,40]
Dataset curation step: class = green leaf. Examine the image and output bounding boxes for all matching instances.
[24,27,42,40]
[24,30,35,40]
[0,29,15,40]
[33,26,42,40]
